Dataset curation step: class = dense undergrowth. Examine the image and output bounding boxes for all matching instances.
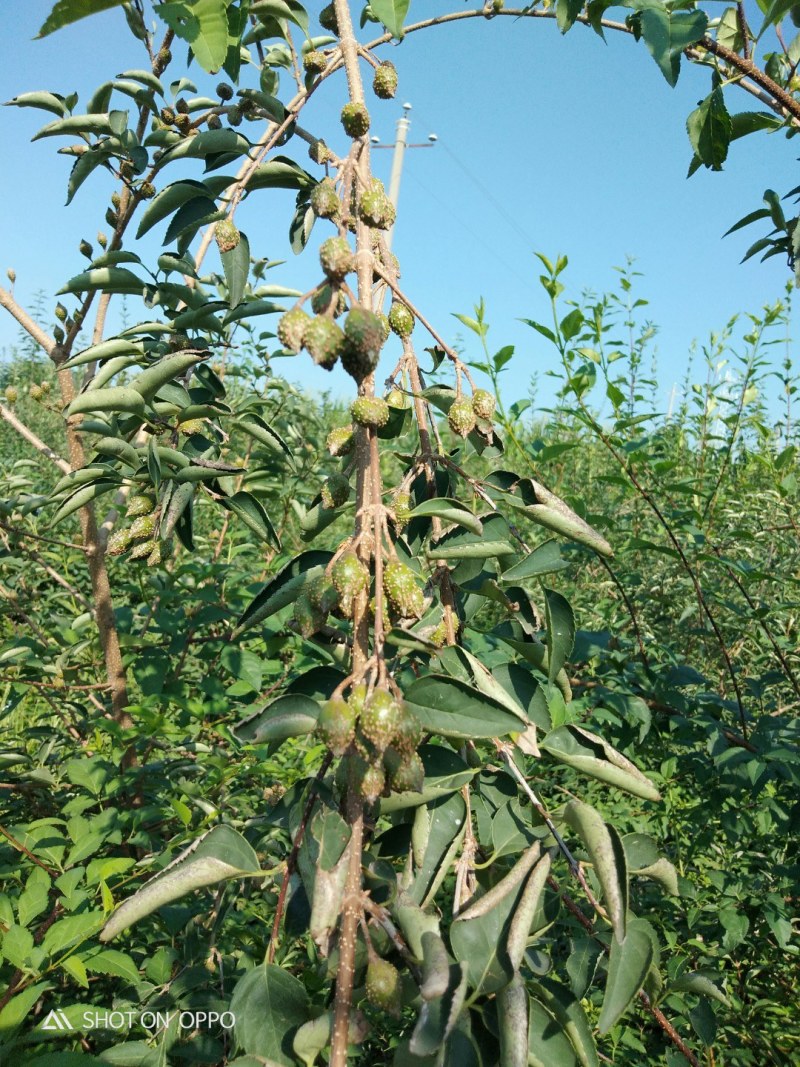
[1,265,798,1065]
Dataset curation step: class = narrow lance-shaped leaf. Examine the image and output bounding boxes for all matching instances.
[541,725,661,801]
[222,230,250,308]
[100,825,263,941]
[563,799,628,942]
[544,587,574,683]
[37,0,128,37]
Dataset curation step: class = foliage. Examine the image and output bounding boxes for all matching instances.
[0,2,798,1067]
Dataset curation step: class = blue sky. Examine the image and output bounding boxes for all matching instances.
[0,2,796,416]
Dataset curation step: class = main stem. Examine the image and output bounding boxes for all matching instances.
[330,3,374,1064]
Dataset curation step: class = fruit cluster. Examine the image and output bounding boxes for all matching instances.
[106,493,170,565]
[447,388,497,438]
[317,684,424,801]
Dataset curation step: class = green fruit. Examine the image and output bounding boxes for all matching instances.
[126,494,156,519]
[309,139,333,165]
[303,315,345,369]
[178,418,205,435]
[311,580,339,615]
[341,343,379,383]
[448,397,476,438]
[319,237,354,280]
[392,704,423,756]
[352,755,385,801]
[139,181,155,199]
[351,396,389,428]
[317,697,356,755]
[106,528,132,556]
[383,561,425,619]
[311,284,347,317]
[29,384,43,401]
[277,307,311,353]
[428,619,448,648]
[359,688,399,751]
[386,389,407,409]
[146,541,166,566]
[348,683,368,719]
[175,97,189,115]
[372,61,398,100]
[207,114,223,130]
[227,106,243,127]
[130,538,156,561]
[55,302,67,322]
[365,957,402,1016]
[471,388,496,420]
[392,492,411,530]
[321,472,350,509]
[358,181,394,229]
[294,594,325,638]
[310,177,340,220]
[319,3,338,32]
[385,748,424,793]
[388,302,414,339]
[217,82,234,100]
[215,219,240,254]
[4,386,18,404]
[79,239,93,258]
[303,49,328,74]
[326,425,354,456]
[340,102,370,138]
[331,551,369,614]
[344,306,386,357]
[130,514,156,540]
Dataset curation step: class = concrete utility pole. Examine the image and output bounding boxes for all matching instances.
[371,103,436,252]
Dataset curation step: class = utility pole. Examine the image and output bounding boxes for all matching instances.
[371,103,436,252]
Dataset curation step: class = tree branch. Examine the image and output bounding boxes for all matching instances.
[0,403,71,474]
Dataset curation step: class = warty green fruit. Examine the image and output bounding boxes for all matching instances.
[214,219,240,254]
[351,396,389,428]
[383,560,425,619]
[326,425,354,456]
[277,307,311,353]
[471,388,496,420]
[388,302,414,339]
[365,957,402,1015]
[359,688,399,751]
[385,748,425,793]
[129,514,156,540]
[303,50,328,74]
[331,551,369,614]
[448,397,477,438]
[311,283,347,318]
[310,177,340,220]
[319,236,354,280]
[340,101,371,138]
[294,594,325,638]
[321,472,350,509]
[126,494,156,519]
[317,697,356,755]
[303,315,345,370]
[372,61,399,100]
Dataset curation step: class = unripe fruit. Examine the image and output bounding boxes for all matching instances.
[29,384,43,401]
[130,514,156,540]
[351,756,385,802]
[388,302,413,339]
[111,191,121,209]
[392,491,411,530]
[97,231,108,249]
[365,957,402,1016]
[471,388,496,420]
[373,61,398,100]
[311,283,346,318]
[79,239,93,258]
[6,268,16,284]
[39,380,51,396]
[448,398,477,438]
[319,3,338,32]
[358,180,393,229]
[175,113,191,133]
[53,326,65,344]
[428,619,448,648]
[317,697,356,755]
[106,528,132,556]
[303,315,345,369]
[126,494,156,519]
[277,307,311,352]
[217,82,234,100]
[55,302,67,322]
[340,102,370,138]
[130,538,157,560]
[4,386,18,404]
[386,389,407,409]
[386,748,425,793]
[176,97,189,115]
[146,541,165,566]
[215,219,240,254]
[227,106,243,127]
[310,177,340,220]
[294,594,325,638]
[311,580,340,615]
[309,139,333,165]
[321,472,350,509]
[351,396,389,428]
[303,50,328,74]
[331,551,369,614]
[207,114,223,130]
[348,683,367,719]
[326,425,354,457]
[344,306,385,357]
[178,418,206,435]
[383,561,424,619]
[319,237,354,280]
[392,705,423,756]
[160,107,175,127]
[359,687,399,751]
[157,47,172,67]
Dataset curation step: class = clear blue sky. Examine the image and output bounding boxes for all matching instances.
[0,2,796,416]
